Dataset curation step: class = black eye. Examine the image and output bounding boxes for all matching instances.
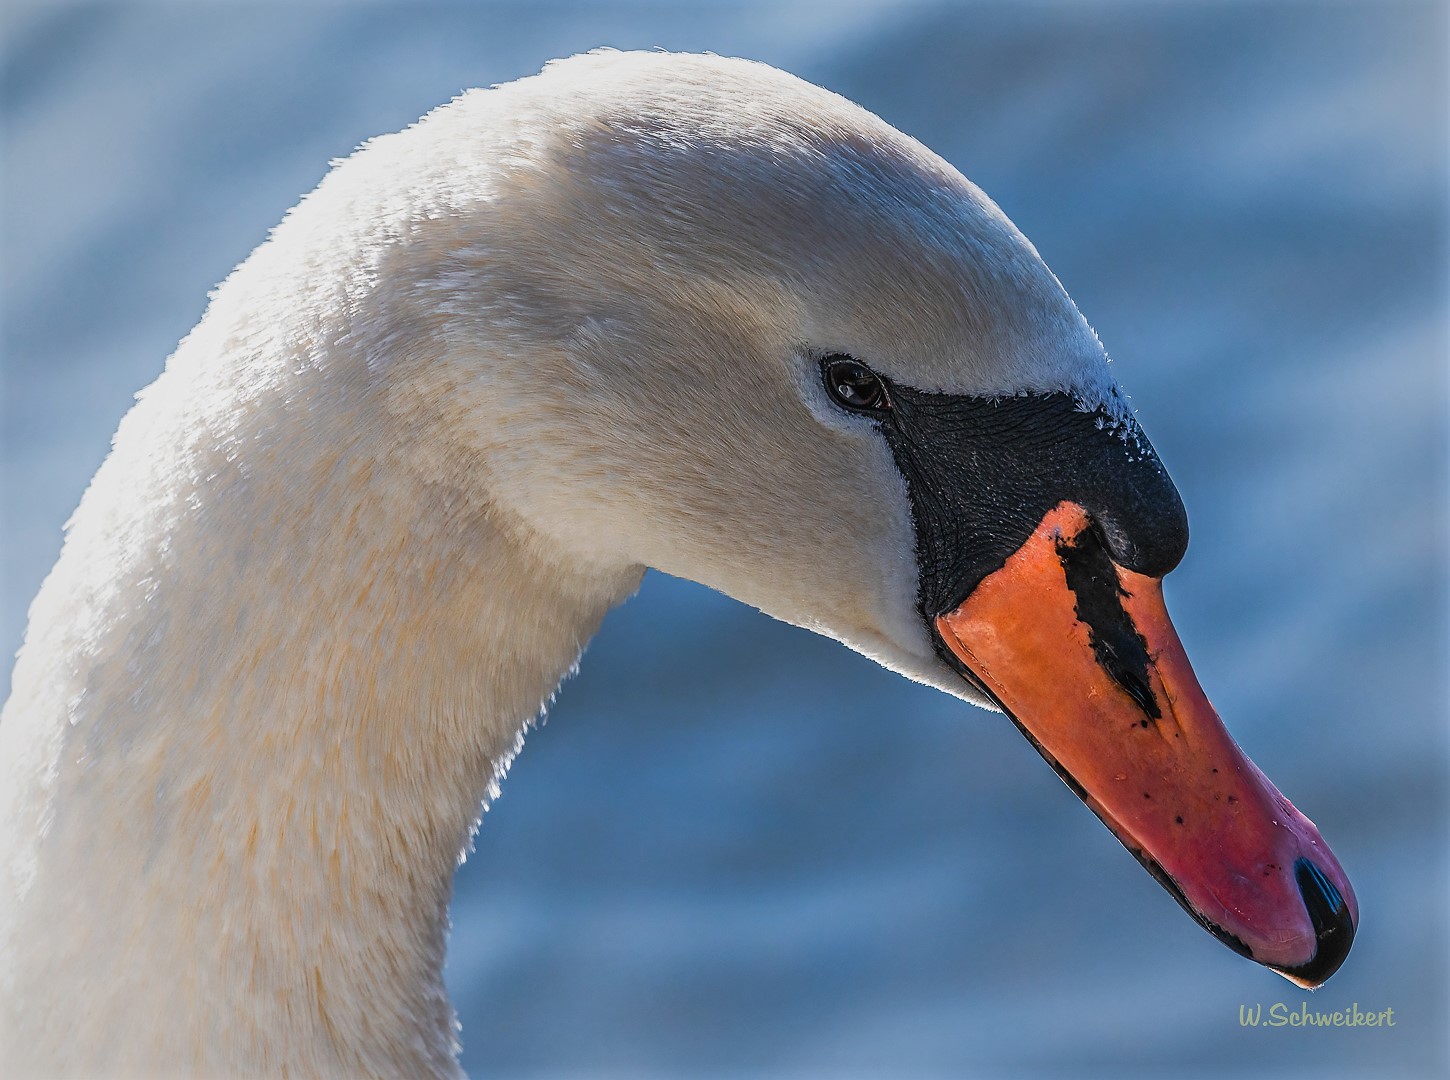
[822,356,890,414]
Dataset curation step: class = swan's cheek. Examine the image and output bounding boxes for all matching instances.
[614,422,930,662]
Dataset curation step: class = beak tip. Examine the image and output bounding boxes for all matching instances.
[1269,857,1357,989]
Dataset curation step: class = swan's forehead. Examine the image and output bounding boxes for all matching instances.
[504,51,1118,410]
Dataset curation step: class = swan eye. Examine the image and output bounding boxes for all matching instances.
[822,356,890,414]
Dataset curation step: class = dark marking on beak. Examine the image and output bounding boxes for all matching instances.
[1055,527,1161,721]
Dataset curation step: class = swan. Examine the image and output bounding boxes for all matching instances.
[0,50,1356,1078]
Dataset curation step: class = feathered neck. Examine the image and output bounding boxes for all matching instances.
[0,221,641,1076]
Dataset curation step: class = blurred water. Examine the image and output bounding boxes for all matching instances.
[2,2,1446,1077]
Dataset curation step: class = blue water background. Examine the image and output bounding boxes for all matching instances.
[2,2,1446,1076]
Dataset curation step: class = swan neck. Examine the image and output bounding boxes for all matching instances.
[0,349,641,1075]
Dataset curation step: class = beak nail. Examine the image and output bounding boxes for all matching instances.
[1272,858,1356,988]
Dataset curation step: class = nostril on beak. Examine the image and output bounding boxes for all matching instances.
[1272,858,1357,988]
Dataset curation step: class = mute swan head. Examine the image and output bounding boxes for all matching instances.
[395,49,1121,691]
[1,49,1356,1075]
[407,50,1355,984]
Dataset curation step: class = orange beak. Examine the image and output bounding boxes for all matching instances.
[936,502,1357,986]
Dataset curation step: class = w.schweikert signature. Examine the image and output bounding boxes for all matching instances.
[1239,1003,1395,1028]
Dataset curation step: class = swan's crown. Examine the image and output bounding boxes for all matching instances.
[427,49,1122,416]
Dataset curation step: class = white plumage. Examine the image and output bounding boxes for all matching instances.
[1,51,1117,1077]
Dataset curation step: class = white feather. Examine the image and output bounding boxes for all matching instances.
[0,51,1119,1078]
